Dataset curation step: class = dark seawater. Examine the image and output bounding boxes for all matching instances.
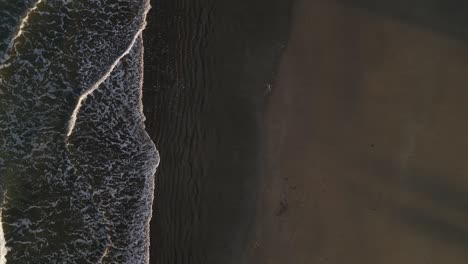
[0,0,158,263]
[142,0,292,263]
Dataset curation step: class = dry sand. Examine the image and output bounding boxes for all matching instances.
[251,1,468,263]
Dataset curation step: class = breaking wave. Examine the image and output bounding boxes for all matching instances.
[0,0,158,263]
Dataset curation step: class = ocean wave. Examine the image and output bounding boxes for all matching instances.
[0,0,158,263]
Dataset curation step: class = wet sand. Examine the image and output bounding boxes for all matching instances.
[143,0,468,263]
[142,0,291,263]
[253,1,468,263]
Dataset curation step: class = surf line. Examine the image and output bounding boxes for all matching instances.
[65,1,151,142]
[1,0,44,64]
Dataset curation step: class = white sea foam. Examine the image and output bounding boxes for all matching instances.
[65,18,149,140]
[65,33,158,263]
[0,0,158,262]
[9,0,44,45]
[0,208,8,264]
[0,0,43,64]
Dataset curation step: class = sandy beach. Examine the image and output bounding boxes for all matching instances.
[143,0,468,263]
[252,1,468,263]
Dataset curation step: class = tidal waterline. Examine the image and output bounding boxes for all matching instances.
[0,0,158,262]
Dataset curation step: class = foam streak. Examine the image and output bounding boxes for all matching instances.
[0,208,7,264]
[65,2,151,141]
[6,0,43,53]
